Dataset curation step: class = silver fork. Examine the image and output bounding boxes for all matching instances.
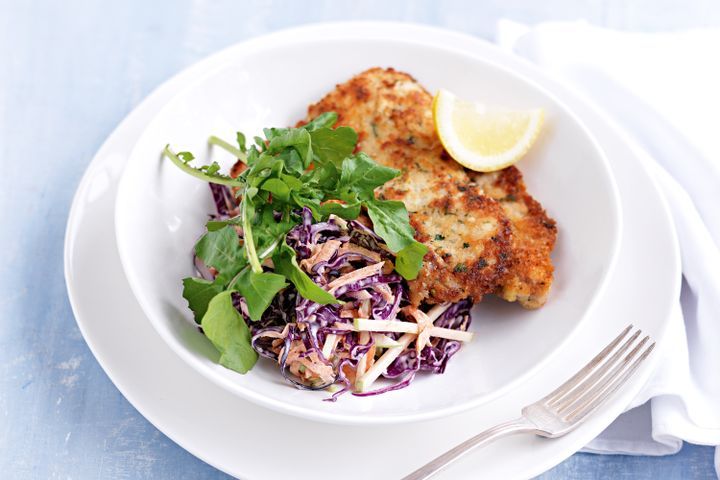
[403,325,655,480]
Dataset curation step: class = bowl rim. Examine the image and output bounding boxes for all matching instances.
[114,28,623,425]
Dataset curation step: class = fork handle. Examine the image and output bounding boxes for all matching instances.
[402,417,537,480]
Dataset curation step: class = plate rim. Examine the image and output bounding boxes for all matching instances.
[112,26,624,425]
[64,21,680,480]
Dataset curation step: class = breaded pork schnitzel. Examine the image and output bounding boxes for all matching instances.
[304,67,557,308]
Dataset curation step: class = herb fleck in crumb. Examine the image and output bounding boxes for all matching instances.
[434,234,445,241]
[462,242,470,249]
[454,263,467,273]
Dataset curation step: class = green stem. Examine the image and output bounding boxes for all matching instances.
[164,145,243,187]
[257,235,283,259]
[241,196,263,274]
[208,135,246,162]
[226,233,284,290]
[226,264,250,291]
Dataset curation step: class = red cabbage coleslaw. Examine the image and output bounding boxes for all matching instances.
[205,197,473,399]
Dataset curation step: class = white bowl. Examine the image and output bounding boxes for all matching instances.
[115,37,621,425]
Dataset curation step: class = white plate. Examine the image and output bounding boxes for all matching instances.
[114,32,621,424]
[65,23,679,479]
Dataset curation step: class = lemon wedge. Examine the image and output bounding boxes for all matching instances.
[433,89,544,172]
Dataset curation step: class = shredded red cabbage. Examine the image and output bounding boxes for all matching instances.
[203,186,474,399]
[209,183,238,219]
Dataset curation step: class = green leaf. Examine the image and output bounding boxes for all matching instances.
[194,226,246,281]
[318,200,362,219]
[246,154,283,188]
[267,128,312,166]
[365,199,416,252]
[260,178,290,202]
[206,215,241,232]
[245,146,260,165]
[200,162,221,175]
[304,161,339,190]
[201,291,258,374]
[251,207,296,258]
[278,148,305,175]
[309,127,358,165]
[280,173,304,191]
[230,270,287,321]
[338,153,400,197]
[236,132,247,153]
[365,199,426,280]
[301,112,338,131]
[182,277,225,323]
[178,151,194,162]
[272,241,338,305]
[263,127,286,141]
[290,192,322,220]
[395,242,428,280]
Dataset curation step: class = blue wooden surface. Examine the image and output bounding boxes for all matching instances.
[1,1,718,478]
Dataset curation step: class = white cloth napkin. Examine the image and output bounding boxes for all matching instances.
[495,21,720,474]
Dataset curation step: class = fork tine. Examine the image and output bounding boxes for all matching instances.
[564,339,655,422]
[542,325,633,404]
[557,335,647,415]
[550,329,642,411]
